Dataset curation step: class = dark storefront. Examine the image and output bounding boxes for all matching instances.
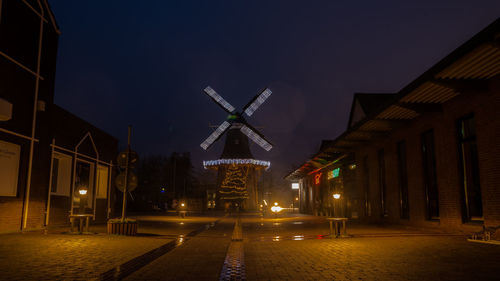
[286,18,500,233]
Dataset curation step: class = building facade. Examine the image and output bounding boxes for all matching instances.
[0,0,118,232]
[286,18,500,233]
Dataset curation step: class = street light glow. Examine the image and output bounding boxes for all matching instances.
[333,193,341,199]
[271,206,282,213]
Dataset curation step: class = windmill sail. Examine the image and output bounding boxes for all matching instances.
[243,88,272,117]
[203,86,235,114]
[240,124,273,151]
[200,121,231,150]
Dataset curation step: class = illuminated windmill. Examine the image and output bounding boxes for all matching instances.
[201,86,272,209]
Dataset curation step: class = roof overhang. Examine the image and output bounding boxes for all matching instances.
[284,18,500,181]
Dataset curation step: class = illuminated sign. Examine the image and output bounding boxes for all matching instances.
[314,172,322,185]
[327,168,340,180]
[291,183,299,190]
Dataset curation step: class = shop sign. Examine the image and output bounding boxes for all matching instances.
[314,172,322,185]
[327,167,340,180]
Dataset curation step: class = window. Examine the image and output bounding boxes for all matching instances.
[397,141,409,219]
[421,130,439,220]
[378,149,387,218]
[457,115,482,222]
[51,153,72,196]
[0,140,20,196]
[363,156,371,217]
[96,165,109,199]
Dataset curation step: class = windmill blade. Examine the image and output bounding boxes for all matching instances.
[243,88,272,117]
[240,124,273,151]
[200,121,231,150]
[203,86,235,114]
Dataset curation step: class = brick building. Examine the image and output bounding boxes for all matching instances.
[286,18,500,233]
[0,0,118,232]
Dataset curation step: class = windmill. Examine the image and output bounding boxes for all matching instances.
[200,86,273,210]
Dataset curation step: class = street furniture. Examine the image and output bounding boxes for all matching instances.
[179,210,187,218]
[69,214,93,233]
[326,217,348,238]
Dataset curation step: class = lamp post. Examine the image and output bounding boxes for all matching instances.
[291,182,299,214]
[179,201,187,218]
[271,202,282,218]
[78,186,88,214]
[333,193,341,218]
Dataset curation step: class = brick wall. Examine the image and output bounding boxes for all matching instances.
[354,75,500,232]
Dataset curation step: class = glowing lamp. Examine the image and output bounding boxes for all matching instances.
[295,197,299,201]
[333,193,341,199]
[181,203,185,207]
[271,206,282,213]
[79,189,87,195]
[274,202,278,206]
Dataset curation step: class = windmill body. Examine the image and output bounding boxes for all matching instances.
[201,86,272,210]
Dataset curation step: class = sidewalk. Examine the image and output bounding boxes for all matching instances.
[240,213,500,281]
[0,215,219,281]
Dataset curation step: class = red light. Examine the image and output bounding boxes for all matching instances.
[314,172,322,185]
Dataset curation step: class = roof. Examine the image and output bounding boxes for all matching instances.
[347,93,396,129]
[285,17,500,181]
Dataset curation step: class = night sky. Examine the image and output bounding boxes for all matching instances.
[49,1,500,186]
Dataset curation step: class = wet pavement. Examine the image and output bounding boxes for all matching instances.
[0,212,499,280]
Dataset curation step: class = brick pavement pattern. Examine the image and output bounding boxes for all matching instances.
[219,242,246,281]
[1,213,499,281]
[0,232,170,281]
[243,216,500,281]
[0,215,217,281]
[125,219,234,281]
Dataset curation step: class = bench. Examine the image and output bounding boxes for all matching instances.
[69,214,93,233]
[326,217,348,238]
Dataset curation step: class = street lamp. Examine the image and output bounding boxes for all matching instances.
[332,193,344,218]
[179,202,187,218]
[271,204,282,217]
[78,186,88,214]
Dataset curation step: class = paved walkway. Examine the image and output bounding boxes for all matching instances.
[125,218,234,281]
[0,212,498,280]
[242,214,500,281]
[0,214,219,280]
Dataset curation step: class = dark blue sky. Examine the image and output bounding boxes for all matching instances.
[49,0,500,182]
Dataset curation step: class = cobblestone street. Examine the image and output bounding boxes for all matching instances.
[0,213,499,280]
[0,214,218,280]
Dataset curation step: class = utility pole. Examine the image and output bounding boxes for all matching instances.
[121,125,131,221]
